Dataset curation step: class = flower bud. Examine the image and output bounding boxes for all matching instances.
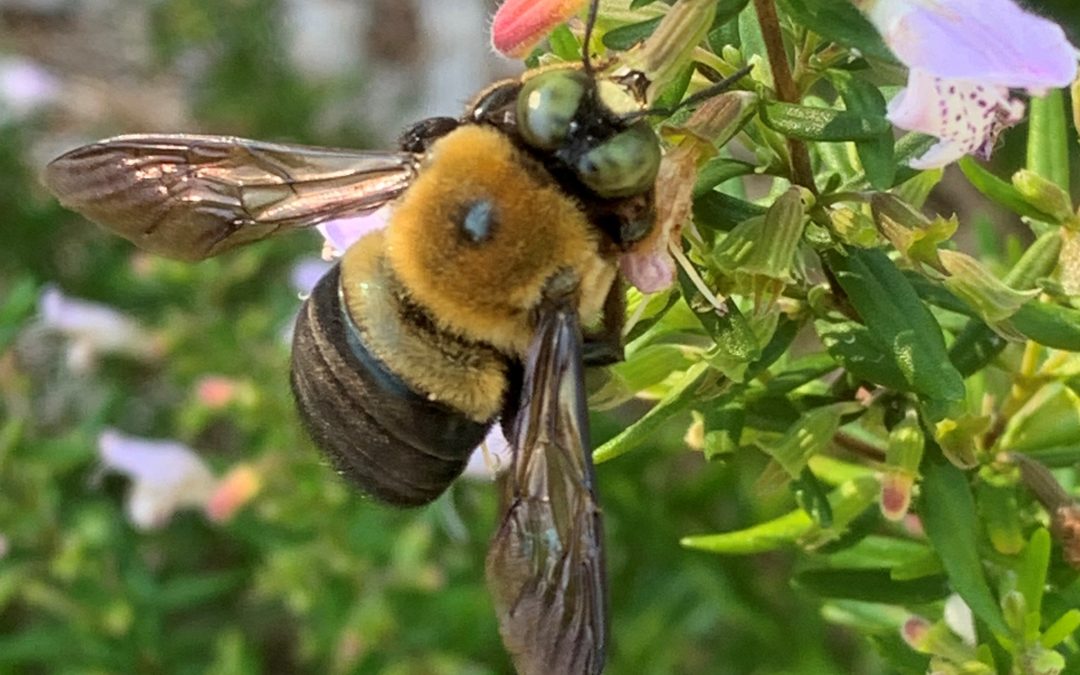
[622,0,716,98]
[1013,169,1075,224]
[940,250,1039,324]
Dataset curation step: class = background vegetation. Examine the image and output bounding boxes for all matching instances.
[2,0,1080,673]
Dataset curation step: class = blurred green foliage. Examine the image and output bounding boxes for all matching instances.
[3,0,1080,673]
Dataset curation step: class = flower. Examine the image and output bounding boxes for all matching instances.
[859,0,1078,168]
[490,0,587,59]
[0,56,59,119]
[289,258,334,295]
[194,375,242,409]
[317,209,390,258]
[97,429,258,529]
[462,425,514,480]
[38,286,160,372]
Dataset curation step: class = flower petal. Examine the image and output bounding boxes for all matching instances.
[490,0,587,59]
[867,0,1077,90]
[462,425,513,480]
[289,257,334,295]
[316,208,390,258]
[888,69,1025,169]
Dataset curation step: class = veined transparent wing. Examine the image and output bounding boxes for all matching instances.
[486,298,607,675]
[42,134,419,260]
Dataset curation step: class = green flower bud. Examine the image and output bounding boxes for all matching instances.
[1013,168,1075,224]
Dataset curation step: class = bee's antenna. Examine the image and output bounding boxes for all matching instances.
[582,0,601,77]
[621,64,754,121]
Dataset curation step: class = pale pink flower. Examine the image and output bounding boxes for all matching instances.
[98,429,218,530]
[316,208,390,258]
[860,0,1078,168]
[289,258,333,295]
[38,286,159,372]
[490,0,588,59]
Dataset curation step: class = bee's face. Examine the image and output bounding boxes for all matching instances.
[515,68,662,200]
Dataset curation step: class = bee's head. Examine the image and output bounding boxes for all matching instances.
[513,67,661,201]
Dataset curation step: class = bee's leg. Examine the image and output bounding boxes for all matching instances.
[582,279,625,366]
[398,117,460,153]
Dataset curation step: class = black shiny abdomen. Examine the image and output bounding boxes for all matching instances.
[290,266,491,506]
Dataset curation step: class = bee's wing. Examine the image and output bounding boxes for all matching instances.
[42,134,419,261]
[486,299,606,675]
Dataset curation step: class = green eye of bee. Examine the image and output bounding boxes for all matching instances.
[575,122,661,198]
[517,70,588,150]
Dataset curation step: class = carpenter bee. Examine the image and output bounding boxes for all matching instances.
[41,2,742,671]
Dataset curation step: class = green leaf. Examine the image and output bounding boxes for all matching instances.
[775,0,893,62]
[548,23,580,61]
[920,460,1009,636]
[958,157,1057,222]
[1018,528,1051,620]
[822,247,965,419]
[601,16,663,50]
[693,191,767,233]
[758,404,848,478]
[1010,301,1080,351]
[703,399,744,460]
[830,71,895,189]
[794,569,950,605]
[761,101,890,142]
[1027,90,1070,191]
[693,157,757,195]
[1040,609,1080,648]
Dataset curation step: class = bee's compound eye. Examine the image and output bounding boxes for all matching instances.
[575,121,661,198]
[517,69,588,150]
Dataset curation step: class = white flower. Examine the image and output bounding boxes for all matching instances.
[943,594,977,646]
[462,425,514,480]
[38,286,159,372]
[98,429,219,530]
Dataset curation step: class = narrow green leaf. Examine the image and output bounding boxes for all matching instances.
[693,191,767,233]
[1040,609,1080,648]
[548,23,580,61]
[795,569,950,604]
[830,71,895,189]
[1027,90,1070,190]
[602,16,663,51]
[761,101,890,142]
[1018,528,1051,619]
[958,157,1057,222]
[693,157,757,195]
[775,0,893,61]
[823,247,965,418]
[920,461,1009,636]
[1010,302,1080,351]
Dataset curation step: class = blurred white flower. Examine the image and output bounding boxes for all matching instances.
[98,429,218,530]
[38,286,160,372]
[462,425,514,480]
[0,56,59,120]
[943,594,977,646]
[97,429,259,529]
[859,0,1078,168]
[317,208,391,258]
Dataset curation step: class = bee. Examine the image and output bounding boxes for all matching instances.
[41,2,744,671]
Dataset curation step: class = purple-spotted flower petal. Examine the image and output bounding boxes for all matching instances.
[462,425,514,480]
[859,0,1078,168]
[38,286,159,371]
[98,429,218,530]
[887,69,1025,169]
[317,208,390,258]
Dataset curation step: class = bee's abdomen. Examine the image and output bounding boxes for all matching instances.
[290,265,491,506]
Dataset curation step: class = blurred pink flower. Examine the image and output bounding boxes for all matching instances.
[97,429,258,529]
[462,425,514,480]
[491,0,587,58]
[195,375,241,409]
[0,56,59,118]
[860,0,1078,168]
[316,208,390,258]
[880,471,915,522]
[620,244,676,293]
[205,464,262,523]
[900,616,932,651]
[38,286,159,372]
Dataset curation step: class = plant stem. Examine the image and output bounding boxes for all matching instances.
[753,0,817,194]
